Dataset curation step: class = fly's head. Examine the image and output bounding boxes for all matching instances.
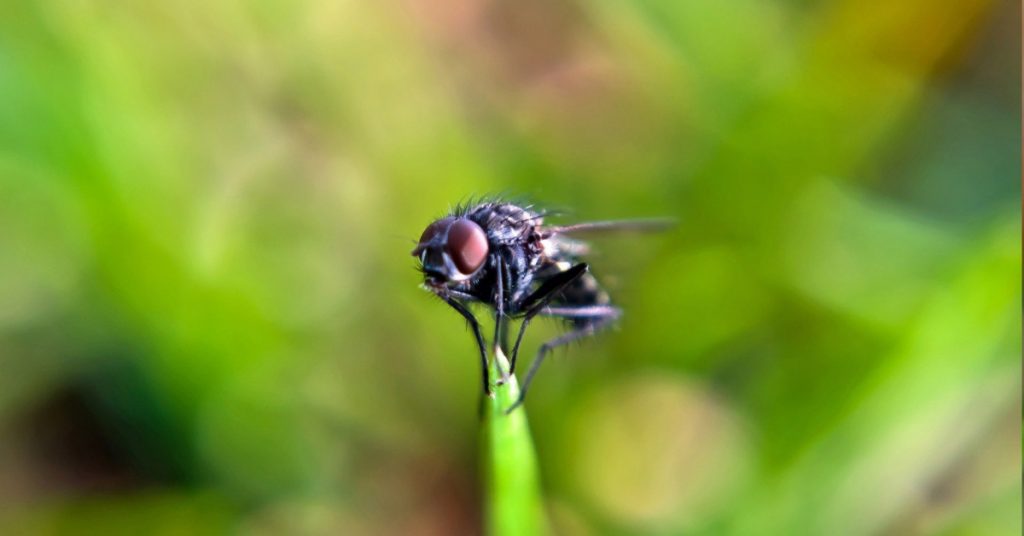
[412,217,489,289]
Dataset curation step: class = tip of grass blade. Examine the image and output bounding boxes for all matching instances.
[483,345,546,536]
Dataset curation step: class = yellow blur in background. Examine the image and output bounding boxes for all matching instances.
[0,1,1019,534]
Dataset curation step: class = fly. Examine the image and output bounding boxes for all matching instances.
[412,199,671,413]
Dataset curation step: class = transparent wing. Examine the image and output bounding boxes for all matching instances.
[541,218,675,237]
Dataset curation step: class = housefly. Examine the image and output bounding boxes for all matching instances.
[412,199,670,412]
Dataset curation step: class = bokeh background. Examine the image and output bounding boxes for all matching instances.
[0,1,1019,534]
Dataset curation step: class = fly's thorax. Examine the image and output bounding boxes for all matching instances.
[465,202,546,276]
[466,203,543,245]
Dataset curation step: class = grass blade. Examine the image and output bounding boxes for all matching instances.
[482,345,546,536]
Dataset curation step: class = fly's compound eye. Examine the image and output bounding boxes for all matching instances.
[413,217,455,256]
[446,219,488,275]
[419,217,454,244]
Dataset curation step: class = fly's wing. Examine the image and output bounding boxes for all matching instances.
[543,217,674,293]
[541,218,675,238]
[542,217,674,261]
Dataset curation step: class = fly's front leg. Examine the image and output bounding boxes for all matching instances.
[491,258,510,383]
[499,316,511,364]
[436,292,491,397]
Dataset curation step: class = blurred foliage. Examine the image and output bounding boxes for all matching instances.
[0,0,1018,535]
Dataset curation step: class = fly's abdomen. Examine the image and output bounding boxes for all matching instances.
[552,270,615,328]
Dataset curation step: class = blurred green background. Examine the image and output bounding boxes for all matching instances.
[0,1,1019,534]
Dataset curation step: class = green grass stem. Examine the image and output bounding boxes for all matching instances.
[482,345,546,536]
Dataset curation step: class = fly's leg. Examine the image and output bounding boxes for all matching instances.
[505,306,620,414]
[492,258,507,381]
[496,319,515,385]
[508,263,589,376]
[437,293,491,397]
[500,316,511,361]
[501,256,513,353]
[540,305,621,318]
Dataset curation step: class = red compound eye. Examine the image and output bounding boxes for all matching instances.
[445,219,488,274]
[413,217,455,256]
[419,217,454,244]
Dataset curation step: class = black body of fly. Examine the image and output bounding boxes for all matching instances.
[412,199,667,412]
